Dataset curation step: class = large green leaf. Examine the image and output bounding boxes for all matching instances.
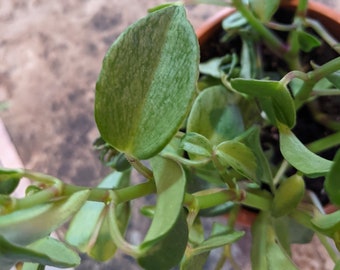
[66,171,130,261]
[325,150,340,206]
[95,4,199,159]
[137,156,187,269]
[0,236,80,270]
[187,85,244,146]
[0,190,89,246]
[279,126,333,177]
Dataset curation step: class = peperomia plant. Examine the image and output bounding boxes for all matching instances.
[1,0,340,269]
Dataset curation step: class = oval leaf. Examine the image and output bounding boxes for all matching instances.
[231,79,296,128]
[0,236,80,270]
[279,126,333,177]
[180,132,213,159]
[311,210,340,236]
[95,5,199,159]
[187,85,245,146]
[0,190,89,245]
[297,30,321,52]
[216,140,257,181]
[137,156,187,269]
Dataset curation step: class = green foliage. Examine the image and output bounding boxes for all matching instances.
[137,156,188,269]
[187,85,245,146]
[325,150,340,206]
[66,170,130,261]
[2,1,340,269]
[231,79,296,128]
[249,0,280,22]
[271,174,305,217]
[95,4,199,159]
[0,190,89,246]
[279,126,333,177]
[251,212,299,270]
[215,140,257,181]
[0,236,80,270]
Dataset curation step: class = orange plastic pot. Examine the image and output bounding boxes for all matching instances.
[195,1,340,226]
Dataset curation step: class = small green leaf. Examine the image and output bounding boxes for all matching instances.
[297,30,321,52]
[188,85,245,146]
[0,236,80,270]
[180,132,213,159]
[249,0,280,22]
[266,227,298,270]
[311,211,340,236]
[191,230,244,256]
[251,212,298,270]
[222,11,247,30]
[272,174,305,218]
[237,126,273,185]
[0,190,89,246]
[279,126,333,177]
[216,140,257,181]
[231,79,296,128]
[137,156,188,269]
[95,5,199,159]
[240,35,258,79]
[199,57,226,78]
[326,70,340,89]
[325,150,340,206]
[0,178,20,195]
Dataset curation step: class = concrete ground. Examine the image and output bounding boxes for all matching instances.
[1,0,339,269]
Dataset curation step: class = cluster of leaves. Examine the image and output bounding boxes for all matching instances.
[1,1,340,270]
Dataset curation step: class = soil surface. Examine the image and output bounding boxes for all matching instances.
[1,1,339,269]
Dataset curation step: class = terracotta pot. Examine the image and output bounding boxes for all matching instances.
[195,1,340,226]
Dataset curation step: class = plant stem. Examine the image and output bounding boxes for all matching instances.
[13,186,60,210]
[63,180,156,204]
[307,131,340,154]
[231,0,287,57]
[22,171,63,187]
[232,0,287,52]
[125,155,154,180]
[273,160,290,186]
[306,18,340,54]
[108,200,139,257]
[114,180,156,204]
[241,190,271,211]
[295,56,340,108]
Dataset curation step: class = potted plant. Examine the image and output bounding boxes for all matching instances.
[1,0,340,269]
